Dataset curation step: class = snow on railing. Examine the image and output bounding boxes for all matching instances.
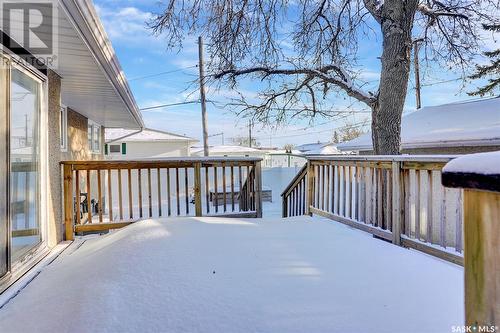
[62,157,263,240]
[282,155,464,265]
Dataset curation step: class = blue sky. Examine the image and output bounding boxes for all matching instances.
[94,0,497,148]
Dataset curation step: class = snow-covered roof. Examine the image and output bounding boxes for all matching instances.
[267,149,303,155]
[192,145,265,156]
[106,128,198,144]
[303,144,341,156]
[296,142,330,152]
[338,97,500,151]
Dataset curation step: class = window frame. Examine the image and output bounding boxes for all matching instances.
[87,120,101,154]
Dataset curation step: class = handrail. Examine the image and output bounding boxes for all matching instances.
[281,164,307,197]
[281,155,464,265]
[281,164,308,218]
[62,158,263,240]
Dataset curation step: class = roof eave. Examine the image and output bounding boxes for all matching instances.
[60,0,144,128]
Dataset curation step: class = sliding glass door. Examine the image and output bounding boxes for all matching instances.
[10,66,41,262]
[0,56,8,277]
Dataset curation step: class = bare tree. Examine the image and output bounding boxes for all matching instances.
[283,143,296,152]
[150,0,499,154]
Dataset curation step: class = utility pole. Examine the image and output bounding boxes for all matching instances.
[413,39,423,109]
[248,119,252,148]
[198,36,209,156]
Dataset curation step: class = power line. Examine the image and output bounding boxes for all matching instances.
[421,77,464,87]
[129,65,198,81]
[139,100,201,111]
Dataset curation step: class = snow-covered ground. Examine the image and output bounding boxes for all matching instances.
[0,210,463,333]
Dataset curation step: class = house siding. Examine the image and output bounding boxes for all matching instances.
[47,70,106,246]
[47,70,63,247]
[107,141,190,159]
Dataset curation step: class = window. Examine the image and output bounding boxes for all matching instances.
[60,106,67,151]
[88,120,101,153]
[109,144,120,153]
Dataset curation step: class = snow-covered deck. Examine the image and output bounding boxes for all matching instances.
[0,214,463,333]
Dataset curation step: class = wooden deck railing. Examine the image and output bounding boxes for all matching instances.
[282,156,464,265]
[62,157,263,240]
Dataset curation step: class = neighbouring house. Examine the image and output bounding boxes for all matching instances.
[0,0,143,291]
[192,145,267,158]
[105,128,198,159]
[338,97,500,155]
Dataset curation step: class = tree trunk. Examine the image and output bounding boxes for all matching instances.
[372,1,418,155]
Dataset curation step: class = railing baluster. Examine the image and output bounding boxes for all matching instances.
[63,165,74,240]
[205,166,210,214]
[184,167,189,215]
[230,164,235,212]
[87,170,92,224]
[375,168,384,228]
[138,169,143,218]
[194,162,202,217]
[175,168,180,216]
[128,168,133,219]
[357,167,362,221]
[108,169,113,222]
[214,166,218,213]
[148,168,152,218]
[326,164,330,212]
[117,169,123,221]
[222,164,227,213]
[321,164,325,211]
[344,165,352,218]
[427,170,433,243]
[404,169,410,235]
[238,166,243,212]
[157,168,162,217]
[75,170,81,225]
[97,170,103,223]
[167,168,171,216]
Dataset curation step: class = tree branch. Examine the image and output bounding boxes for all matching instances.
[363,0,383,23]
[213,65,377,106]
[417,3,469,20]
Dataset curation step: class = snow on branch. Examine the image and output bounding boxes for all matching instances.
[417,2,469,20]
[213,65,377,106]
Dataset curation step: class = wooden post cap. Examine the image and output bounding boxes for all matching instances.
[442,151,500,192]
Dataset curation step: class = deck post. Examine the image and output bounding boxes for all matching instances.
[194,162,202,217]
[391,161,401,245]
[306,161,315,216]
[254,161,263,218]
[63,163,74,241]
[463,189,500,327]
[442,153,500,328]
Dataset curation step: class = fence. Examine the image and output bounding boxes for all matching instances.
[282,156,463,265]
[62,157,263,240]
